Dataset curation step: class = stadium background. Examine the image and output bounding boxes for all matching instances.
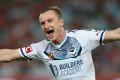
[0,0,120,80]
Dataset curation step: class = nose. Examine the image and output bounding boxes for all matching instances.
[44,22,50,29]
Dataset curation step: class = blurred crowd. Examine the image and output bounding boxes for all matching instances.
[0,0,120,79]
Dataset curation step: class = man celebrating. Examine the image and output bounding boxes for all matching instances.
[0,6,120,80]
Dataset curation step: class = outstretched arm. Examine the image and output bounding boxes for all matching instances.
[0,49,22,62]
[103,28,120,43]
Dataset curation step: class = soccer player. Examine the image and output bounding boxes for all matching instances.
[0,6,120,80]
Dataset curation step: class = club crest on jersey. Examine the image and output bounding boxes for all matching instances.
[68,47,76,55]
[25,46,33,53]
[48,53,54,59]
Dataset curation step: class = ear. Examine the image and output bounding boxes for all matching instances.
[60,19,64,27]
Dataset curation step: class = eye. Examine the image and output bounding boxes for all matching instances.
[40,22,45,26]
[47,19,53,23]
[40,22,45,27]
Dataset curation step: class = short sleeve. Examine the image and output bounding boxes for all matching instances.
[18,42,43,60]
[75,29,106,51]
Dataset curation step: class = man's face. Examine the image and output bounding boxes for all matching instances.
[39,10,64,42]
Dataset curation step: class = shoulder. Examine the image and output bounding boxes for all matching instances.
[67,29,97,34]
[68,29,104,35]
[67,29,95,37]
[31,39,49,49]
[66,29,91,47]
[67,29,105,45]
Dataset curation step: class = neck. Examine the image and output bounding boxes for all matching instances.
[52,29,66,45]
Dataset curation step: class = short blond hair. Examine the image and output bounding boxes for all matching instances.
[40,6,62,19]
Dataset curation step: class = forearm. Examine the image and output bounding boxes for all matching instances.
[103,28,120,43]
[112,28,120,40]
[0,49,20,62]
[116,28,120,40]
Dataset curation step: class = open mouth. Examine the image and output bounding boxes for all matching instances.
[46,29,54,34]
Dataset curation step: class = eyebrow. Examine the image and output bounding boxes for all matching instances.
[40,18,53,25]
